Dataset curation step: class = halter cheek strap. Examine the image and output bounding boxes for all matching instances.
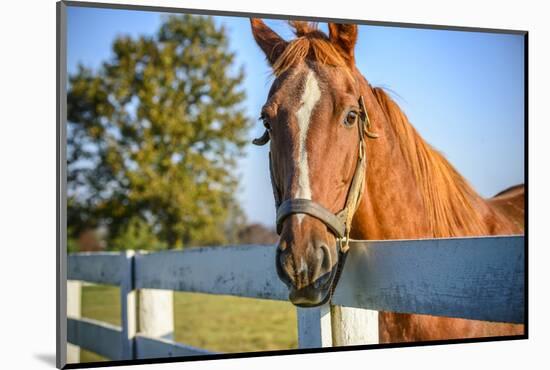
[253,95,378,253]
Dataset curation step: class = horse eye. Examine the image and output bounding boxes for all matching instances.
[343,110,358,127]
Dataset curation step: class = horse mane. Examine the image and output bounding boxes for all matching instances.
[272,22,350,77]
[371,87,489,237]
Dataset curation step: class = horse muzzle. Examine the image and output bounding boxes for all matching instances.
[287,267,338,307]
[276,236,347,307]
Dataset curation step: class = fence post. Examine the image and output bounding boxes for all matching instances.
[138,289,174,339]
[120,250,136,360]
[331,306,379,346]
[66,280,81,363]
[297,304,332,348]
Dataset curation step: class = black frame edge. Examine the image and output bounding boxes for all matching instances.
[57,1,68,368]
[62,0,527,35]
[523,32,529,339]
[62,334,527,369]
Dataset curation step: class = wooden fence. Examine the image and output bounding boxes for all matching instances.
[66,235,524,363]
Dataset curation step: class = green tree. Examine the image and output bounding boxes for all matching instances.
[67,15,250,249]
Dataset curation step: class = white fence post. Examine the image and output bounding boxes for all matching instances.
[297,304,332,348]
[331,306,379,346]
[66,280,82,363]
[120,250,136,360]
[136,288,175,359]
[139,289,175,339]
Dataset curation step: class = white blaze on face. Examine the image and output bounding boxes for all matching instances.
[294,70,321,223]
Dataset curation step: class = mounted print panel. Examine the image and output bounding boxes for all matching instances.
[57,1,527,368]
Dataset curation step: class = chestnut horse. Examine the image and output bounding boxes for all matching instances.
[249,19,524,342]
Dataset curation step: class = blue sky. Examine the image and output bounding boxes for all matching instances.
[67,6,525,227]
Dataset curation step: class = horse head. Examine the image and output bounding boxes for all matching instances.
[250,19,377,306]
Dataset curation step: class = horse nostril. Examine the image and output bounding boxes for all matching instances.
[276,247,293,287]
[278,247,287,268]
[319,244,332,271]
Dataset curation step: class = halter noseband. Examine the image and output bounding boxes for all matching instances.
[253,95,378,253]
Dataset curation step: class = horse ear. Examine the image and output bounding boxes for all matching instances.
[250,18,288,66]
[328,23,358,64]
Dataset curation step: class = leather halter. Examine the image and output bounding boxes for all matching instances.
[253,95,378,253]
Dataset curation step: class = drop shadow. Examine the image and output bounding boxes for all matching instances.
[33,353,57,367]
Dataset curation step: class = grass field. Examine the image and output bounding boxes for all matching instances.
[79,285,298,363]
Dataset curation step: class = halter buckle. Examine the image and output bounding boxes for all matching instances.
[340,228,351,253]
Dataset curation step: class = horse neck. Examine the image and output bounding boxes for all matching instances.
[351,80,501,240]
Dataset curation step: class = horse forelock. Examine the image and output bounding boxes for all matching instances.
[271,27,352,78]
